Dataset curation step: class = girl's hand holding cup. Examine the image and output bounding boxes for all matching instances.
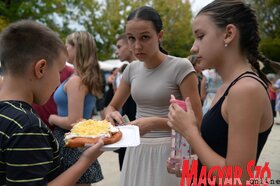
[168,95,198,138]
[169,95,187,111]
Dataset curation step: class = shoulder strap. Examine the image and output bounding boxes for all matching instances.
[224,71,267,97]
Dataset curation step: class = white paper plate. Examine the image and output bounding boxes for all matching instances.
[85,125,140,151]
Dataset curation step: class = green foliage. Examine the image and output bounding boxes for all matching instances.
[0,16,9,32]
[247,0,280,73]
[260,38,280,62]
[85,0,146,60]
[249,0,280,38]
[152,0,193,57]
[0,0,67,33]
[0,0,193,60]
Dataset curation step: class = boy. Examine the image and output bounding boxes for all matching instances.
[0,20,103,185]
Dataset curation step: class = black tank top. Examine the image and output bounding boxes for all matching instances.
[200,71,273,163]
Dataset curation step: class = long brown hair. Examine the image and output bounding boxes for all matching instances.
[66,31,103,97]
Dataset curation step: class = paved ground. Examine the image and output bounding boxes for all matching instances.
[93,151,120,186]
[257,123,280,182]
[93,122,280,186]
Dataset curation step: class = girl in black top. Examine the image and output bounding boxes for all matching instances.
[167,0,275,184]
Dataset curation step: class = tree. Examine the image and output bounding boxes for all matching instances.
[153,0,193,57]
[247,0,280,63]
[0,0,194,60]
[83,0,149,60]
[248,0,280,38]
[77,0,193,59]
[0,0,68,33]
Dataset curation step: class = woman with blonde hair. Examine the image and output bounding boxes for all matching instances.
[49,31,104,185]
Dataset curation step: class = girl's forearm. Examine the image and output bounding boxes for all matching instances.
[49,115,73,130]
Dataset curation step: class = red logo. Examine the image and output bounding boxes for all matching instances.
[180,160,271,186]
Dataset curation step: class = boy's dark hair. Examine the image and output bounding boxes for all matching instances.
[127,6,168,55]
[0,20,66,76]
[197,0,273,84]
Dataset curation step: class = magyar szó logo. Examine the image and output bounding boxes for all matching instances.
[180,160,271,186]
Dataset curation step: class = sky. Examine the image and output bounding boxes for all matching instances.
[190,0,214,15]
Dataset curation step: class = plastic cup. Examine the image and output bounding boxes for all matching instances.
[170,99,187,111]
[169,97,191,170]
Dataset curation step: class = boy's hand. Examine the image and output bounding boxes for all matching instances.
[81,139,104,162]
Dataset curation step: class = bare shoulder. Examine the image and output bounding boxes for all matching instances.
[67,75,82,84]
[224,75,269,120]
[224,75,272,133]
[228,76,267,99]
[65,75,87,92]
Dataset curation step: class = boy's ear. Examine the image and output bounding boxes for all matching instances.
[34,59,47,78]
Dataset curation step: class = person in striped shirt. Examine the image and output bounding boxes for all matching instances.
[0,20,103,185]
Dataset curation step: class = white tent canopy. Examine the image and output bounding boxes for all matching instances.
[65,59,128,72]
[99,59,128,71]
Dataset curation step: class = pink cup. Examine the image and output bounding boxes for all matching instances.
[170,99,187,111]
